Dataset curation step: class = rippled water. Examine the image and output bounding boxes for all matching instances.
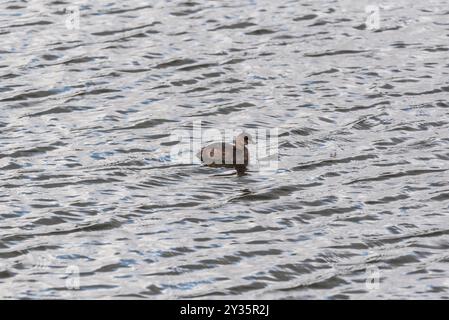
[1,0,449,299]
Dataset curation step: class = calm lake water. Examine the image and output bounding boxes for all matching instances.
[1,0,449,299]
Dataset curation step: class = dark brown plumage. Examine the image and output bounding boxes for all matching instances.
[197,132,254,175]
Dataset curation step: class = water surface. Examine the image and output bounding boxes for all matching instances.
[1,0,449,299]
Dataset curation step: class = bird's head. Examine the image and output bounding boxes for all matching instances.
[235,132,255,148]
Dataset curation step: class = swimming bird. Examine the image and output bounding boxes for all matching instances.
[197,132,254,175]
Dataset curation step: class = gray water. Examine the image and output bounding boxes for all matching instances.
[1,0,449,299]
